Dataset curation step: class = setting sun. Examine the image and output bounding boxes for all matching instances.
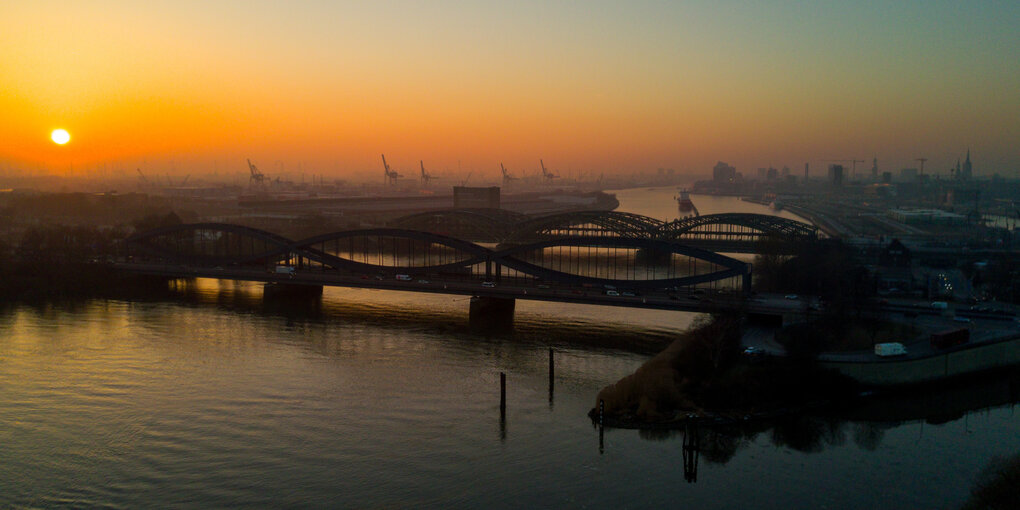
[51,129,70,145]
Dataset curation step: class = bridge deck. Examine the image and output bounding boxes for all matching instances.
[115,262,807,316]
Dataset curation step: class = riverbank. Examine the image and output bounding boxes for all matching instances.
[589,316,858,427]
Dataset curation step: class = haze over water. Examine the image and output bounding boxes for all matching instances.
[1,191,1017,508]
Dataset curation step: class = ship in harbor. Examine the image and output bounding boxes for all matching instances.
[675,188,699,218]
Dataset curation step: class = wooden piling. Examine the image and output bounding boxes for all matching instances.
[500,372,506,417]
[548,348,555,404]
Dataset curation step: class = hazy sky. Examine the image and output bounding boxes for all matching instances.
[2,0,1017,179]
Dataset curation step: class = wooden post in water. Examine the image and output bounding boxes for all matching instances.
[598,399,605,454]
[548,348,555,405]
[500,372,506,417]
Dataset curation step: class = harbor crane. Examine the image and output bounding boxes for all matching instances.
[540,159,559,182]
[381,154,402,185]
[247,159,267,187]
[420,160,438,186]
[500,163,517,185]
[135,168,151,188]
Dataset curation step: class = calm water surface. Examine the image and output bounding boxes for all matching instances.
[1,189,1018,508]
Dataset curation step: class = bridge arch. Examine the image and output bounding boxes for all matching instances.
[656,213,817,240]
[122,223,751,292]
[504,210,665,243]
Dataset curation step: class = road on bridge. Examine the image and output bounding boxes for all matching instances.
[114,262,811,317]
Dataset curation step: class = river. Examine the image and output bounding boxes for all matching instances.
[1,189,1017,508]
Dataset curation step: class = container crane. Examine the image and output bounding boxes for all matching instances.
[135,168,151,188]
[420,160,438,186]
[247,159,267,187]
[381,154,402,185]
[540,159,559,182]
[501,163,516,185]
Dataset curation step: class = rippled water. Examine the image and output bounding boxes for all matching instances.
[1,190,1018,508]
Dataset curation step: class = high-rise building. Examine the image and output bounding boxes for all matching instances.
[712,161,737,183]
[828,164,844,185]
[871,157,878,180]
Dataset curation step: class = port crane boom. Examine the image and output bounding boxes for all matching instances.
[381,154,402,185]
[501,163,517,185]
[247,159,266,187]
[540,159,559,182]
[420,160,437,186]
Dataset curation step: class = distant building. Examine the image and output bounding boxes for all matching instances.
[900,168,919,182]
[871,157,878,180]
[828,164,844,185]
[766,167,778,180]
[757,168,767,180]
[453,186,500,209]
[712,161,737,183]
[960,149,973,180]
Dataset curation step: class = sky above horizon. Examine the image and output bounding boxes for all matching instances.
[2,1,1017,180]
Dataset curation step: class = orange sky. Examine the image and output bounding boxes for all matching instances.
[2,1,1017,181]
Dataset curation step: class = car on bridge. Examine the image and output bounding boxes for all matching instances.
[481,281,496,288]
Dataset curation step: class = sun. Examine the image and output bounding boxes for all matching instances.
[51,129,71,145]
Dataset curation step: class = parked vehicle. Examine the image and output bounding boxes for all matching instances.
[396,274,412,281]
[874,342,907,357]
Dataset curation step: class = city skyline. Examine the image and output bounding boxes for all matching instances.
[2,1,1017,178]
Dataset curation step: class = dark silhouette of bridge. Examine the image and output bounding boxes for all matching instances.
[114,222,826,324]
[388,209,818,253]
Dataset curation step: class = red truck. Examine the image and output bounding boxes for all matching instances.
[930,328,969,349]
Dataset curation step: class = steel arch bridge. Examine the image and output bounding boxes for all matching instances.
[122,222,752,292]
[388,209,817,250]
[657,213,818,239]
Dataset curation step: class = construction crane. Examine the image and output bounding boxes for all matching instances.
[247,159,267,187]
[460,171,473,187]
[180,174,190,186]
[540,159,559,182]
[500,163,516,185]
[381,154,402,185]
[821,159,866,178]
[135,168,151,188]
[419,160,437,186]
[915,158,928,175]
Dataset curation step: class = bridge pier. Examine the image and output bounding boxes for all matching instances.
[263,282,323,300]
[469,296,515,333]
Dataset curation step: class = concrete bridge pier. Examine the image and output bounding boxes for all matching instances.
[263,282,324,300]
[469,296,515,333]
